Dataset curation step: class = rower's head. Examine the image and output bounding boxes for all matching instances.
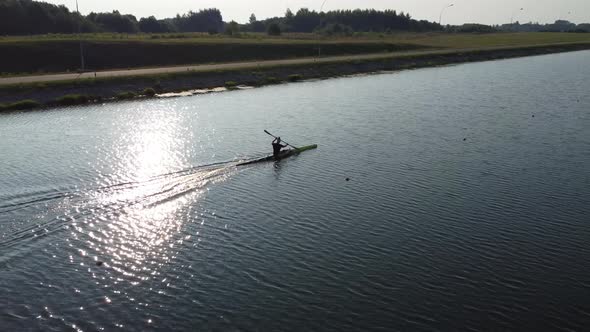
[277,137,281,143]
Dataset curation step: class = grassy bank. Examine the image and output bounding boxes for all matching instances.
[0,39,425,75]
[2,32,590,76]
[1,42,589,112]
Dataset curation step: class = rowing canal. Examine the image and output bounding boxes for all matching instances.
[1,50,589,331]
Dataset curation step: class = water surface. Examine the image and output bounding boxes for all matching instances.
[1,51,589,331]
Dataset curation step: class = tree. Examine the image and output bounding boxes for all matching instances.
[139,16,160,32]
[224,20,239,36]
[0,1,444,36]
[0,0,99,35]
[88,10,139,33]
[285,8,294,20]
[174,8,223,33]
[267,22,281,35]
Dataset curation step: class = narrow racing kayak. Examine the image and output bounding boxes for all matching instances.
[237,144,318,167]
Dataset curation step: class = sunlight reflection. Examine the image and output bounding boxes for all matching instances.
[57,104,237,311]
[80,110,197,283]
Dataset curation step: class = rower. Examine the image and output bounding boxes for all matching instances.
[272,137,288,159]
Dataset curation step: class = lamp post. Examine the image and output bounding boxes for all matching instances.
[439,4,454,26]
[318,0,328,58]
[510,7,524,25]
[76,0,85,71]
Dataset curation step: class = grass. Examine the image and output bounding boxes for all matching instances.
[391,32,590,49]
[288,74,303,82]
[0,99,41,112]
[0,38,426,75]
[264,76,280,84]
[0,40,588,112]
[2,32,589,77]
[116,91,136,100]
[2,31,590,45]
[53,94,90,106]
[1,41,588,95]
[0,40,588,114]
[143,87,156,97]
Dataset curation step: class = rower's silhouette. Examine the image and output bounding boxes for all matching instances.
[272,137,288,159]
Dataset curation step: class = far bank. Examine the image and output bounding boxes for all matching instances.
[1,42,589,112]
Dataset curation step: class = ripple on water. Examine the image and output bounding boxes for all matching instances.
[1,51,590,331]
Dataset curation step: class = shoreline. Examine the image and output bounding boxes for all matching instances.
[1,43,589,112]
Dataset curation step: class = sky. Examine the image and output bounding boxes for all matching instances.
[44,0,590,25]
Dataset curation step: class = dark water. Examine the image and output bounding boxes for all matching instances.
[1,51,589,331]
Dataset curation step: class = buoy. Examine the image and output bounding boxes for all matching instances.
[463,138,467,141]
[346,178,350,181]
[96,261,104,267]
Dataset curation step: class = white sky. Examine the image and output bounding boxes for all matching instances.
[45,0,590,25]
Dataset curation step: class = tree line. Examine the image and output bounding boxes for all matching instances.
[0,0,224,34]
[0,0,442,35]
[498,20,590,33]
[246,8,441,34]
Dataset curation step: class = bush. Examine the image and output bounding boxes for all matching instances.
[153,81,162,92]
[224,81,238,88]
[455,24,497,33]
[116,91,136,100]
[143,88,156,97]
[267,23,282,36]
[318,23,354,36]
[54,94,89,106]
[264,76,279,84]
[224,21,240,36]
[6,99,41,110]
[287,74,302,82]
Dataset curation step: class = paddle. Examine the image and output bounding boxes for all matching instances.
[264,130,298,149]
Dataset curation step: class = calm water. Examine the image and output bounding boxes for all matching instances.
[1,51,589,331]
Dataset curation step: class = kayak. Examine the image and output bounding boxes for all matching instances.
[237,144,318,166]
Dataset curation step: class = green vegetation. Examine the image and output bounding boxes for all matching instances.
[3,31,590,76]
[143,88,156,97]
[450,24,497,34]
[317,23,354,36]
[1,42,588,111]
[388,32,590,49]
[224,81,238,88]
[224,21,240,36]
[0,38,426,74]
[264,77,280,84]
[267,23,282,36]
[54,94,90,106]
[288,74,303,82]
[116,91,136,100]
[247,8,440,33]
[0,99,41,112]
[1,1,439,36]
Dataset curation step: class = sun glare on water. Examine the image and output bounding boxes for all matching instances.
[69,107,228,294]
